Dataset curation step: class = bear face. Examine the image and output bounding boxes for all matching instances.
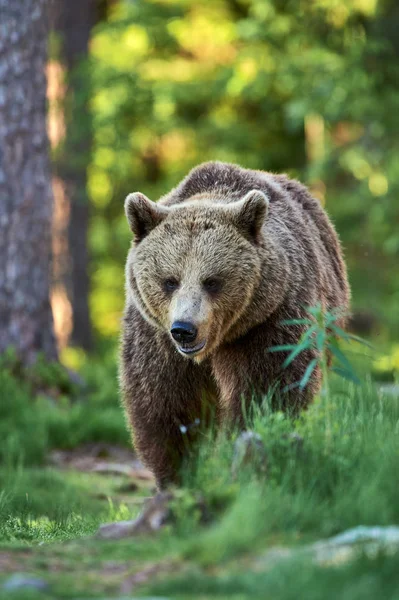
[125,190,269,361]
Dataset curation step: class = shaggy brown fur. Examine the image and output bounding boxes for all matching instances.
[120,161,350,488]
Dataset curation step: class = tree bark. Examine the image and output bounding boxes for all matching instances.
[0,0,58,363]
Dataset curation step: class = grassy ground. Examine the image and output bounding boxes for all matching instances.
[0,348,398,599]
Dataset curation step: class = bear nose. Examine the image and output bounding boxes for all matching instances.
[170,321,198,344]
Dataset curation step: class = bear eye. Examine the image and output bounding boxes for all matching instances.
[163,278,179,293]
[203,278,222,294]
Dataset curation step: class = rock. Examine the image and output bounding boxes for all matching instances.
[256,525,399,570]
[3,573,49,593]
[312,525,399,565]
[321,525,399,546]
[379,384,399,398]
[231,431,268,479]
[97,492,173,539]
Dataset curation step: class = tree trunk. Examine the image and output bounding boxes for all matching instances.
[57,0,97,350]
[0,0,58,364]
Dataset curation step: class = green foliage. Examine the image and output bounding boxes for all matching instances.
[0,353,129,470]
[80,0,399,339]
[0,368,48,467]
[271,304,368,390]
[0,348,77,396]
[270,304,375,440]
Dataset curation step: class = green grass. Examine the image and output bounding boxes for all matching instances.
[172,376,399,565]
[0,354,398,598]
[147,552,399,600]
[0,467,111,544]
[0,352,132,546]
[0,351,129,469]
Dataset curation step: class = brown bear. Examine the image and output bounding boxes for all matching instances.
[120,161,350,488]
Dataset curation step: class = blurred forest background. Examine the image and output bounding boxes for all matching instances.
[2,0,399,366]
[49,0,399,364]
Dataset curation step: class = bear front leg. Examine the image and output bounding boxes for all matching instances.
[212,321,321,427]
[121,307,215,489]
[131,419,186,489]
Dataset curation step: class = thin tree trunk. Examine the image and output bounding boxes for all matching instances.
[0,0,58,364]
[58,0,97,350]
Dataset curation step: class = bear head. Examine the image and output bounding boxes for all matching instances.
[124,190,269,362]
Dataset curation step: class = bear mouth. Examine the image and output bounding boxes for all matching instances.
[177,340,206,356]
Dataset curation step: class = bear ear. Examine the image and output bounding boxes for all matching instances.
[228,189,269,243]
[124,192,169,242]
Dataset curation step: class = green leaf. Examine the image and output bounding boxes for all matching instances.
[282,381,301,393]
[331,326,374,349]
[328,342,353,372]
[306,304,322,316]
[332,367,360,385]
[299,358,318,390]
[268,344,296,353]
[300,325,317,342]
[280,318,312,326]
[330,325,352,341]
[346,334,375,349]
[325,307,348,324]
[325,313,341,326]
[316,330,326,351]
[282,342,308,368]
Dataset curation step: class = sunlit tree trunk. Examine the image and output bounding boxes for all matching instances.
[0,0,58,364]
[56,0,97,351]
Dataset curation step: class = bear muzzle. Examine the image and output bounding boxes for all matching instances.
[170,321,207,356]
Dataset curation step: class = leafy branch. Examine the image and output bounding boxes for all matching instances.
[269,304,373,439]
